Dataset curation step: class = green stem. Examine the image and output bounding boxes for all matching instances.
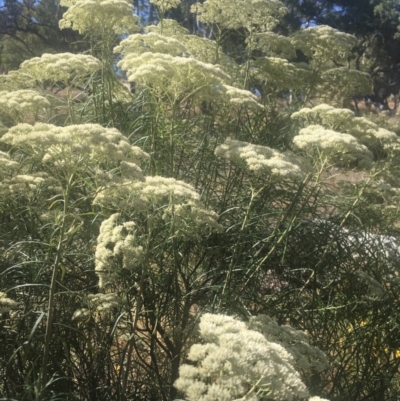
[170,104,176,177]
[39,174,73,397]
[120,214,153,399]
[219,186,260,307]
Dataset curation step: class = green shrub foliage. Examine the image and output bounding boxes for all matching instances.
[1,0,400,400]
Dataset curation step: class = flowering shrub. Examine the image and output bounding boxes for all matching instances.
[175,314,310,401]
[1,1,400,401]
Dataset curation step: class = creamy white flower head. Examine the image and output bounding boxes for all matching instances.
[291,104,355,129]
[251,32,296,59]
[175,313,309,401]
[59,0,139,34]
[0,150,19,177]
[19,53,102,84]
[0,292,18,313]
[94,176,222,234]
[0,90,50,122]
[291,25,357,68]
[222,85,263,111]
[95,213,144,287]
[114,32,187,57]
[72,308,91,321]
[248,315,329,374]
[215,138,308,182]
[179,36,241,84]
[145,19,190,38]
[309,397,330,401]
[292,125,373,167]
[322,67,372,98]
[192,0,287,31]
[1,123,149,172]
[253,57,313,90]
[291,105,399,149]
[118,52,231,104]
[150,0,181,14]
[0,71,35,91]
[1,173,49,196]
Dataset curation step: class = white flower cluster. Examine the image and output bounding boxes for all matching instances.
[291,25,357,68]
[59,0,139,35]
[192,0,287,31]
[0,71,35,91]
[119,28,241,85]
[1,123,149,171]
[0,292,18,313]
[184,37,240,83]
[292,125,373,167]
[251,32,296,59]
[253,57,313,90]
[150,0,181,14]
[248,315,329,373]
[145,19,189,38]
[215,138,308,182]
[291,104,400,149]
[95,213,144,287]
[291,104,354,130]
[322,67,372,99]
[72,293,123,320]
[18,53,102,84]
[95,176,222,234]
[0,151,57,197]
[222,85,263,110]
[0,172,50,197]
[175,313,309,401]
[114,32,187,57]
[118,52,230,104]
[0,90,50,122]
[0,150,19,177]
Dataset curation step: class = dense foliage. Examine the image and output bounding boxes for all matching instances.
[1,0,400,401]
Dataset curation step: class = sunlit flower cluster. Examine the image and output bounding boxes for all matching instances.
[292,125,373,167]
[192,0,287,31]
[18,53,102,84]
[114,32,187,57]
[118,52,230,104]
[0,71,35,91]
[95,213,144,287]
[175,313,309,401]
[0,151,19,177]
[291,104,354,130]
[95,176,222,233]
[0,151,57,197]
[150,0,181,14]
[0,172,50,197]
[222,85,263,110]
[215,138,308,182]
[291,25,357,68]
[251,32,296,59]
[253,57,313,90]
[145,19,189,38]
[1,123,149,172]
[59,0,139,35]
[248,315,329,373]
[0,90,50,122]
[291,104,400,149]
[0,292,18,313]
